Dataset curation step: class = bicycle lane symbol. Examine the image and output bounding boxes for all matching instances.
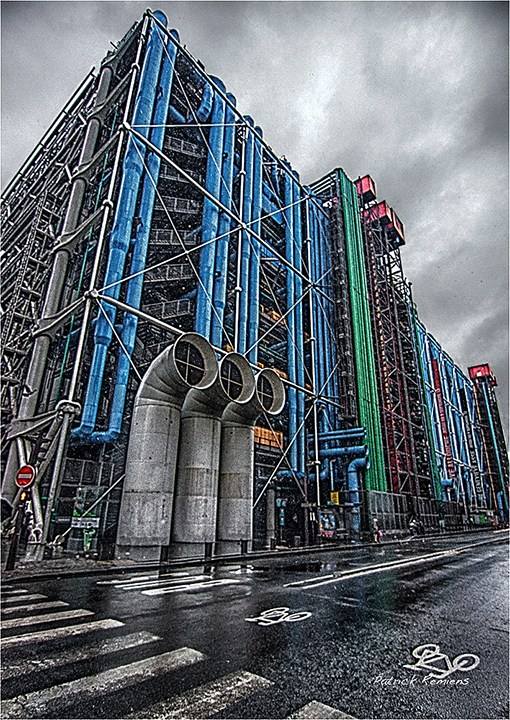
[245,607,312,626]
[404,644,480,679]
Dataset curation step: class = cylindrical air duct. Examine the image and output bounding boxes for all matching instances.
[170,353,255,557]
[216,369,285,555]
[115,333,218,562]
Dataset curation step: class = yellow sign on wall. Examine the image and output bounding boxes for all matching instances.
[330,492,339,505]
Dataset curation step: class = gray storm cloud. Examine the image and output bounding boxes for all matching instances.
[2,0,508,435]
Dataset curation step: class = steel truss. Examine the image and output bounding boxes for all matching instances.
[359,203,432,498]
[1,11,337,558]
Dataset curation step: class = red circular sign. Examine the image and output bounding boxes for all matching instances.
[15,465,35,488]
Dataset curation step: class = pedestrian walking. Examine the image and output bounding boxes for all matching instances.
[373,518,382,543]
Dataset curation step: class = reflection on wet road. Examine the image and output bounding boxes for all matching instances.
[1,531,508,719]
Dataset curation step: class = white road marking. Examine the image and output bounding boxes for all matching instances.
[1,608,94,629]
[1,589,29,597]
[2,600,69,615]
[285,548,461,589]
[287,701,357,719]
[1,594,48,605]
[142,578,240,596]
[1,631,162,679]
[245,607,312,626]
[1,618,124,648]
[117,574,210,591]
[1,647,205,719]
[285,573,335,587]
[96,574,161,585]
[127,670,272,719]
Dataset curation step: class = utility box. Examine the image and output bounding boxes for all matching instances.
[364,200,392,227]
[468,364,497,385]
[355,175,376,204]
[67,486,105,554]
[364,201,405,248]
[389,209,405,246]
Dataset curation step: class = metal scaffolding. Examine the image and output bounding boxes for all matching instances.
[1,10,507,563]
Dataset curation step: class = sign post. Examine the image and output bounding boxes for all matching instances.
[5,467,35,570]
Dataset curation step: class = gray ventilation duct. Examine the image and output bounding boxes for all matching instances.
[115,333,218,561]
[216,368,286,555]
[170,353,255,558]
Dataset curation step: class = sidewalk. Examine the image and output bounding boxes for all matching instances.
[3,527,507,584]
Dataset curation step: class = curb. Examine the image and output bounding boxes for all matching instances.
[3,528,507,584]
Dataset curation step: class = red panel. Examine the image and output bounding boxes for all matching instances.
[355,175,376,204]
[431,359,457,484]
[390,209,405,244]
[468,364,497,385]
[363,200,392,226]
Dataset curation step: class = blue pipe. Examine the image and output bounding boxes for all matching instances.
[211,93,237,348]
[87,32,179,444]
[262,193,284,224]
[497,492,505,522]
[248,128,263,365]
[311,204,325,408]
[319,211,335,406]
[262,181,280,204]
[72,12,168,438]
[195,83,214,123]
[237,117,255,355]
[292,172,305,474]
[195,78,226,340]
[311,446,367,459]
[283,166,298,470]
[320,458,331,483]
[318,428,366,439]
[270,159,280,192]
[166,81,213,137]
[347,455,370,535]
[276,470,306,481]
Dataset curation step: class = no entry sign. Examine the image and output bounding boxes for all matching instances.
[15,465,36,488]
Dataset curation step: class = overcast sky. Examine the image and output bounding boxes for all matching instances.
[2,1,508,437]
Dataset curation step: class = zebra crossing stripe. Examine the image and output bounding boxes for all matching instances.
[1,594,48,605]
[127,670,273,719]
[1,618,124,648]
[1,608,93,630]
[287,701,357,719]
[1,647,205,719]
[1,589,29,596]
[2,600,69,615]
[1,631,162,679]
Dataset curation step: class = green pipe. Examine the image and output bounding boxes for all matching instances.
[338,169,386,492]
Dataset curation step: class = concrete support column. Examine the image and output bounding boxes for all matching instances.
[171,354,255,558]
[216,369,285,555]
[115,334,217,562]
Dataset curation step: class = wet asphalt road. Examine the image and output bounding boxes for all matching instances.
[1,531,508,720]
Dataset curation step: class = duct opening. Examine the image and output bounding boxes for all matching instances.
[173,334,217,388]
[258,374,274,410]
[175,340,205,385]
[220,358,243,400]
[218,353,256,405]
[256,369,286,415]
